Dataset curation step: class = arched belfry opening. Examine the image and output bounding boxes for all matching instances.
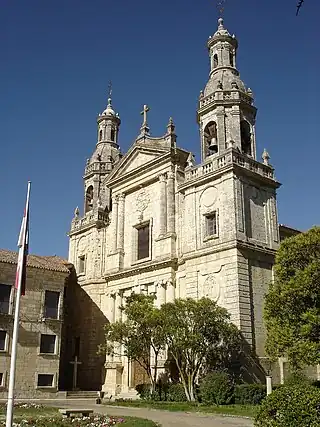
[240,121,252,156]
[99,130,103,141]
[85,186,94,212]
[204,122,218,156]
[213,54,218,68]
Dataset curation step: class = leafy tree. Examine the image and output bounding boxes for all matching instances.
[101,293,166,393]
[161,298,240,402]
[264,226,320,370]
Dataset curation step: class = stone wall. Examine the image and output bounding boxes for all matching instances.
[0,261,69,398]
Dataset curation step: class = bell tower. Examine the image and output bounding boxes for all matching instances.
[83,93,122,214]
[198,18,257,162]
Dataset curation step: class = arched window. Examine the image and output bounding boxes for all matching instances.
[213,54,218,68]
[99,130,103,141]
[240,121,252,156]
[110,129,115,142]
[85,186,94,212]
[204,121,218,156]
[229,50,234,67]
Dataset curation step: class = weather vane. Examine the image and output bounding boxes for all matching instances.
[216,0,227,16]
[108,81,112,99]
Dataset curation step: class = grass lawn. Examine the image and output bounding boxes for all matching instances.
[105,400,258,418]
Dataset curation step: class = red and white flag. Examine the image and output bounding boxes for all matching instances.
[14,182,31,296]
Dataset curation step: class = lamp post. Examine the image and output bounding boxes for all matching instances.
[266,359,273,396]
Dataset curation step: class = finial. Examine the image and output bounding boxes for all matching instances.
[167,117,175,134]
[262,148,270,165]
[74,206,80,218]
[186,152,196,168]
[218,17,224,28]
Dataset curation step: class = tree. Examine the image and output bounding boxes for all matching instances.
[101,293,166,393]
[161,297,240,401]
[264,226,320,370]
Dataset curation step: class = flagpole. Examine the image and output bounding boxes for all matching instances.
[6,182,31,427]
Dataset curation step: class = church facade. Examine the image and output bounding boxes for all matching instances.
[68,18,281,396]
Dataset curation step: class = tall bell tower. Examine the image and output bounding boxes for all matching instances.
[198,18,256,161]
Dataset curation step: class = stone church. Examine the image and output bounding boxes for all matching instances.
[68,18,283,396]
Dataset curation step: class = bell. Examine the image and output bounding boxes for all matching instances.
[208,137,218,154]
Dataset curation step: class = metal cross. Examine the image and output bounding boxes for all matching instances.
[108,81,112,99]
[216,0,227,16]
[70,355,82,390]
[141,104,150,126]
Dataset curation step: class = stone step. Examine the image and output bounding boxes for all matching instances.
[66,391,100,399]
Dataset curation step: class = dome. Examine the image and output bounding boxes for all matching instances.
[102,98,116,117]
[204,69,246,97]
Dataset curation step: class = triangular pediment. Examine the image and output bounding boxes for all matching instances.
[107,143,170,183]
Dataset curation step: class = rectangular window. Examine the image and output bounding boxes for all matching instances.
[205,212,218,237]
[0,373,3,386]
[137,223,150,260]
[37,374,54,387]
[44,291,60,319]
[40,334,56,354]
[0,331,6,351]
[78,256,85,274]
[0,284,11,314]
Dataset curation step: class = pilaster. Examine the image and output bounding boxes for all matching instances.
[111,195,118,253]
[158,174,167,236]
[167,171,175,234]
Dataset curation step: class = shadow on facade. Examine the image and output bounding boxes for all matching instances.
[59,268,107,391]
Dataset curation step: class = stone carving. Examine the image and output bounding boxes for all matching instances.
[77,236,87,255]
[200,186,218,209]
[136,189,150,220]
[203,274,220,302]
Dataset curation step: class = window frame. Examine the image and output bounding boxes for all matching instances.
[39,334,57,355]
[203,210,219,241]
[0,330,8,353]
[43,290,61,320]
[78,255,86,275]
[131,219,152,265]
[0,372,6,388]
[36,373,56,389]
[0,284,13,315]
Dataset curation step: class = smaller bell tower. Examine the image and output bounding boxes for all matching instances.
[197,18,257,162]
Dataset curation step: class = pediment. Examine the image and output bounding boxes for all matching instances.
[107,144,169,183]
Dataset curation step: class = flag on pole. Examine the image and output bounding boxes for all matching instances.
[14,184,30,296]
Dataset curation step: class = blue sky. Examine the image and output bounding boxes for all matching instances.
[1,0,319,258]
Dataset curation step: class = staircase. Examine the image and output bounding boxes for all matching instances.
[66,390,99,399]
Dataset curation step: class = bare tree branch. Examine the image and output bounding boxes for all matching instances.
[296,0,305,16]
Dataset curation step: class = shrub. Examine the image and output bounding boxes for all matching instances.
[234,383,266,405]
[199,372,234,405]
[168,383,187,402]
[135,383,152,400]
[284,371,311,387]
[254,384,320,427]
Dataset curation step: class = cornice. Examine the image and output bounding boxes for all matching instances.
[105,258,178,282]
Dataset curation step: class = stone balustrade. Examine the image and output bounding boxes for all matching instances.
[70,209,109,233]
[199,90,253,109]
[185,148,274,182]
[84,161,110,176]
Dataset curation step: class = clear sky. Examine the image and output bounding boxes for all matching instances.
[1,0,319,258]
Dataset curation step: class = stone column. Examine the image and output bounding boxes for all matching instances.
[156,281,166,307]
[166,279,175,303]
[111,195,118,253]
[216,108,226,154]
[166,171,175,234]
[117,194,125,251]
[158,174,167,236]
